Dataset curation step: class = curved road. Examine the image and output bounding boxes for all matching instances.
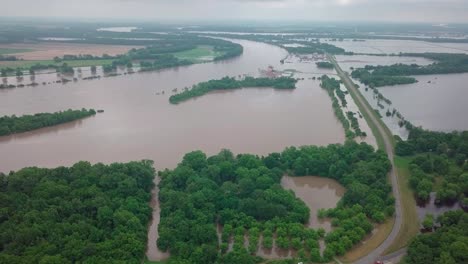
[330,55,404,264]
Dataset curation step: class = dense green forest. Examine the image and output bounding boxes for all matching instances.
[0,160,155,263]
[395,128,468,205]
[404,210,468,264]
[157,141,392,263]
[169,76,298,104]
[0,109,96,136]
[351,53,468,88]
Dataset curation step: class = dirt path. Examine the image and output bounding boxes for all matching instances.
[330,55,404,264]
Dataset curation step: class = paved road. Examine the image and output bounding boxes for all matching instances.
[330,56,404,264]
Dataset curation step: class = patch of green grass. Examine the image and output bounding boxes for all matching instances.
[0,48,34,55]
[172,46,224,63]
[0,59,114,70]
[144,261,167,264]
[384,155,419,254]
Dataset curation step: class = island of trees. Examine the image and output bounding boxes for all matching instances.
[169,76,298,104]
[0,109,96,136]
[157,141,393,263]
[0,160,155,263]
[351,53,468,88]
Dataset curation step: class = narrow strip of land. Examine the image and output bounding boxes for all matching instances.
[329,55,403,264]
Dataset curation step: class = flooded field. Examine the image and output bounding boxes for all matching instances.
[417,192,461,223]
[326,39,468,54]
[0,39,346,173]
[219,175,346,259]
[281,176,345,231]
[0,43,140,60]
[335,54,468,137]
[379,73,468,132]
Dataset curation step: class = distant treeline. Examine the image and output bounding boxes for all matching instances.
[0,109,96,136]
[351,68,417,88]
[169,76,297,104]
[351,53,468,88]
[0,34,243,77]
[285,42,351,55]
[316,61,334,69]
[0,55,19,61]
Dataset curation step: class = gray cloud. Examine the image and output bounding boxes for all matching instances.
[1,0,467,23]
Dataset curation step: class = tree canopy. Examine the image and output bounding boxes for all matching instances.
[157,141,392,263]
[0,160,155,263]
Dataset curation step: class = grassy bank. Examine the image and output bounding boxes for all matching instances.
[383,156,419,255]
[173,46,224,63]
[340,218,394,263]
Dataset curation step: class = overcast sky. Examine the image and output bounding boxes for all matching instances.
[2,0,468,23]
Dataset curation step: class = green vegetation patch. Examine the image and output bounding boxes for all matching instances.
[0,109,96,136]
[169,76,298,104]
[173,46,224,63]
[157,142,393,263]
[0,160,155,263]
[404,210,468,264]
[395,127,468,205]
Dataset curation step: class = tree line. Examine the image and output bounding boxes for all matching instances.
[316,62,334,69]
[320,75,366,139]
[157,141,392,263]
[169,76,298,104]
[396,127,468,205]
[0,109,96,136]
[0,160,155,263]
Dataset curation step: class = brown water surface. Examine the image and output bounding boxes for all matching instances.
[0,39,346,261]
[0,39,344,173]
[281,176,345,232]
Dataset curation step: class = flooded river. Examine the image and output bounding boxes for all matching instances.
[0,39,345,173]
[0,39,347,261]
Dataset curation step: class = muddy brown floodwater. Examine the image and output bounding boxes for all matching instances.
[0,39,346,261]
[281,176,345,232]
